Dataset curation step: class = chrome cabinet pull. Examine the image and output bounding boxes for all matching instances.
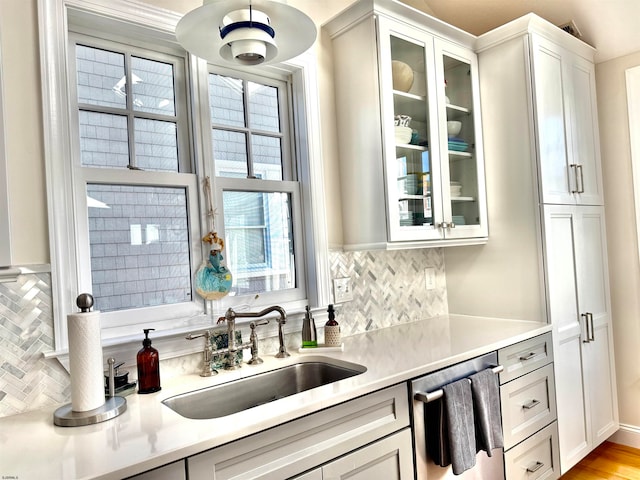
[569,163,580,193]
[519,352,536,361]
[576,164,585,193]
[522,399,540,410]
[439,222,455,229]
[526,461,544,473]
[582,313,591,343]
[588,312,595,342]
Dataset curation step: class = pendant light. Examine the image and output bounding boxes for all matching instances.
[176,0,317,66]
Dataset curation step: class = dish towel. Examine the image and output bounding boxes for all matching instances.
[469,368,504,456]
[426,378,477,475]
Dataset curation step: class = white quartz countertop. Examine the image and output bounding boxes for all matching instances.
[0,315,550,480]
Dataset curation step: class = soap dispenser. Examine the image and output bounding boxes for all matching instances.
[324,304,341,347]
[301,305,318,348]
[137,328,161,394]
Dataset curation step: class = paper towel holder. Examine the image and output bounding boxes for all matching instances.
[53,294,127,427]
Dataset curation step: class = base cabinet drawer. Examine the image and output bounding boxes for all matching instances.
[500,363,557,449]
[499,333,553,384]
[504,422,560,480]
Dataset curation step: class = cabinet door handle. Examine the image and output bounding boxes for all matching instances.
[439,222,454,229]
[569,163,580,193]
[526,461,544,473]
[577,164,585,193]
[522,399,540,410]
[519,352,536,361]
[582,313,591,343]
[588,312,595,342]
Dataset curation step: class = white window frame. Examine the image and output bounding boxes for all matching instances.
[39,0,330,362]
[203,66,308,310]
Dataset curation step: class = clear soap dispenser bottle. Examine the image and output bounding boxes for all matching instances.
[137,328,161,394]
[301,305,318,348]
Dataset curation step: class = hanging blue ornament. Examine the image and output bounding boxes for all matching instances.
[195,177,233,301]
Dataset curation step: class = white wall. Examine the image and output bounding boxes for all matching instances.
[596,51,640,445]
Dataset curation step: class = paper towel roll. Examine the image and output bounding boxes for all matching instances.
[67,311,105,412]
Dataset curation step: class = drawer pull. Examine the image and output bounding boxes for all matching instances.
[526,461,544,473]
[519,352,536,361]
[522,399,540,410]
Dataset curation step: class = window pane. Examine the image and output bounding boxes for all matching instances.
[87,184,192,312]
[223,191,295,295]
[251,134,283,180]
[132,56,176,116]
[79,111,129,168]
[213,129,248,177]
[209,74,245,127]
[134,118,178,172]
[248,81,280,133]
[76,45,126,109]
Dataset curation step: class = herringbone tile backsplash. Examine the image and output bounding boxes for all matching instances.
[0,248,447,417]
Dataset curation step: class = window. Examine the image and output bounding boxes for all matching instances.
[208,70,305,304]
[67,34,202,332]
[40,0,329,355]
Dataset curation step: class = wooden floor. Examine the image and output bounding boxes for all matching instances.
[560,441,640,479]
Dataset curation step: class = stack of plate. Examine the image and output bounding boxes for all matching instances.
[448,136,468,152]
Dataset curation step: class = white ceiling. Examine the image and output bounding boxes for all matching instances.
[416,0,640,63]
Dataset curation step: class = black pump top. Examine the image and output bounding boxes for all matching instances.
[142,328,155,347]
[326,304,338,325]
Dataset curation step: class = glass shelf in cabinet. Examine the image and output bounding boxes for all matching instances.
[451,196,475,202]
[446,104,470,115]
[396,143,427,151]
[448,151,472,159]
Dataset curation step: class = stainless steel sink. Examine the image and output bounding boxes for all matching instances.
[162,359,366,419]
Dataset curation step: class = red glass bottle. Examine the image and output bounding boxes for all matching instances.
[137,328,161,394]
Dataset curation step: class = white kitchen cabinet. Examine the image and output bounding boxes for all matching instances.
[187,384,411,479]
[321,429,413,480]
[531,35,603,205]
[325,0,487,250]
[292,430,413,480]
[542,204,618,472]
[446,13,617,476]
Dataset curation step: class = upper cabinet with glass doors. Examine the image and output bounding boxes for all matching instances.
[325,0,487,250]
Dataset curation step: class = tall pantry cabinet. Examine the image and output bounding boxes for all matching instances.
[470,14,618,473]
[447,13,618,475]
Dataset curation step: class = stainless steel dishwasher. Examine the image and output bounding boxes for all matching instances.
[410,351,506,480]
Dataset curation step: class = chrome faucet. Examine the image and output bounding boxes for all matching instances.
[186,305,287,376]
[221,306,290,358]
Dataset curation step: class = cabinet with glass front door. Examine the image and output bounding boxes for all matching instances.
[326,0,487,249]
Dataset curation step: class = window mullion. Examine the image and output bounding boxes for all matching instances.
[242,78,255,178]
[124,53,137,168]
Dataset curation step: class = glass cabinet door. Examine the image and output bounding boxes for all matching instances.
[381,21,444,243]
[435,39,487,239]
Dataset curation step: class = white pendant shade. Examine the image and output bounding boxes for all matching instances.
[176,0,317,66]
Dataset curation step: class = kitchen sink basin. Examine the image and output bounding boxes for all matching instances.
[162,359,366,419]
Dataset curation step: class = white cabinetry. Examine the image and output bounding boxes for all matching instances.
[531,35,603,205]
[498,334,560,479]
[294,430,413,480]
[542,205,618,471]
[187,384,412,479]
[325,0,487,250]
[446,13,617,475]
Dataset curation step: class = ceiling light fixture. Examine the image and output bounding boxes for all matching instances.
[176,0,317,66]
